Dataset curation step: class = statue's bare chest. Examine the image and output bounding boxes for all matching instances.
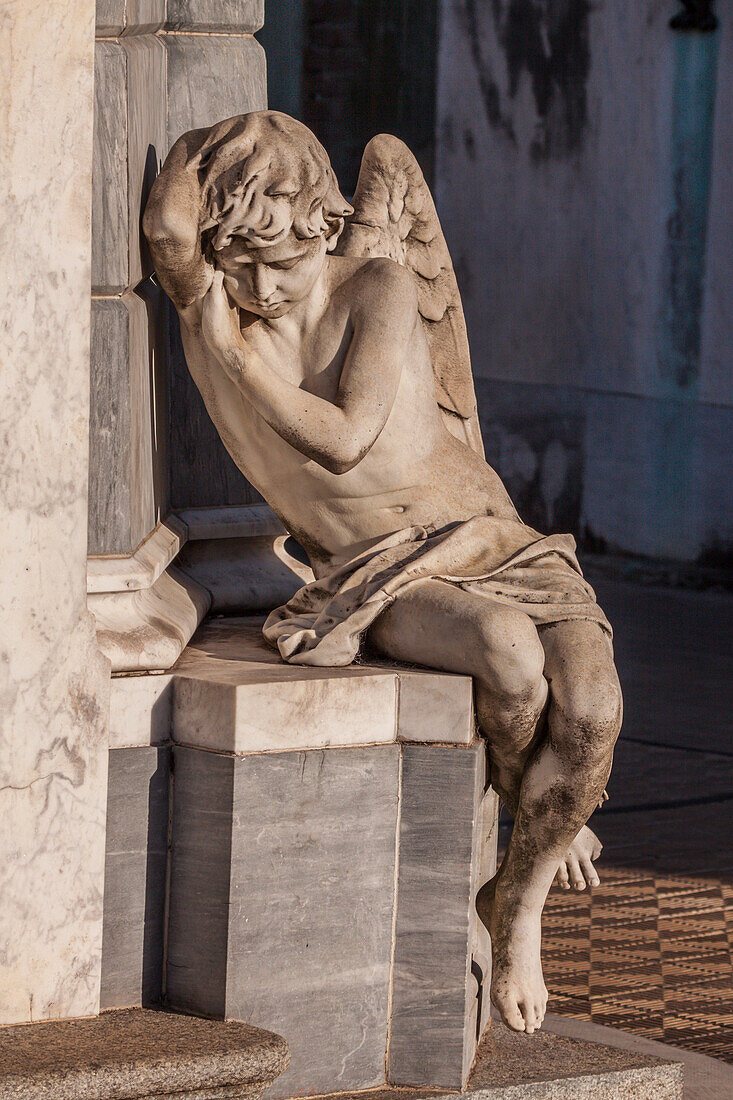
[243,309,352,402]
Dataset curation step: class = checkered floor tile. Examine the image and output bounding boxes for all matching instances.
[543,866,733,1061]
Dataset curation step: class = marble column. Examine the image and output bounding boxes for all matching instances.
[0,0,110,1025]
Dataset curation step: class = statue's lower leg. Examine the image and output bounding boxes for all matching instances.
[477,677,620,1033]
[475,681,607,892]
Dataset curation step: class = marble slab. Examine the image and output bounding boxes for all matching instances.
[167,744,399,1097]
[389,743,486,1089]
[397,668,474,744]
[92,37,165,294]
[170,618,475,754]
[108,673,174,748]
[100,746,170,1009]
[166,34,266,150]
[165,0,264,32]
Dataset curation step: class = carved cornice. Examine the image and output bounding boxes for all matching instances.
[87,506,310,672]
[87,517,188,593]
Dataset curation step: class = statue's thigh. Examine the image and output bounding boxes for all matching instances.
[368,577,541,684]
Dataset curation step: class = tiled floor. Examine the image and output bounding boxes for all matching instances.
[537,571,733,1063]
[543,868,733,1060]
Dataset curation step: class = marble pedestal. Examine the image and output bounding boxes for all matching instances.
[104,618,498,1097]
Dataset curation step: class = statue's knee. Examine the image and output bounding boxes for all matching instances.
[557,678,622,764]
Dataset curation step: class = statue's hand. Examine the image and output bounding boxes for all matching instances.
[202,270,246,366]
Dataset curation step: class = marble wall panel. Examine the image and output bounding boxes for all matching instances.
[166,34,267,149]
[89,291,160,555]
[227,746,399,1097]
[0,0,110,1025]
[166,747,234,1017]
[93,41,127,294]
[100,746,170,1009]
[165,0,264,33]
[389,742,485,1088]
[96,0,165,36]
[164,33,265,508]
[125,37,167,288]
[167,745,399,1097]
[92,37,166,294]
[89,297,133,553]
[167,308,262,510]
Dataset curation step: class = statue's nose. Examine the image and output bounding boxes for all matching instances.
[252,265,277,301]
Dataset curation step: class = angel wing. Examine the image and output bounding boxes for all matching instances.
[335,134,484,456]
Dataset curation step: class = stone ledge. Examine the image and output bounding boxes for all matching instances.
[109,616,475,753]
[0,1008,289,1100]
[291,1021,681,1099]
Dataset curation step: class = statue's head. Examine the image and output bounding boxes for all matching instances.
[198,111,352,317]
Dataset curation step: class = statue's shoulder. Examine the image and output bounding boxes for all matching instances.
[328,254,417,317]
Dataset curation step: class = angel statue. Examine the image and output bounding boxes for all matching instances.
[144,111,621,1036]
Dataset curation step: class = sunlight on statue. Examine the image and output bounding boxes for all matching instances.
[144,111,622,1036]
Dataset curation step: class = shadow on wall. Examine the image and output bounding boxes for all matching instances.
[476,377,585,538]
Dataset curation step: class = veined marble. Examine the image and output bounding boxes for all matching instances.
[0,0,110,1025]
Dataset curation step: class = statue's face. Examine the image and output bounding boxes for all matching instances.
[215,234,328,318]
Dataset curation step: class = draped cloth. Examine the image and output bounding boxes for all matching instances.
[263,515,612,667]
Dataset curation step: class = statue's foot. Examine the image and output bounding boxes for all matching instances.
[555,825,602,891]
[476,878,548,1034]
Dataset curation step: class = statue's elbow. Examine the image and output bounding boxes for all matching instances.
[321,454,358,476]
[321,441,367,475]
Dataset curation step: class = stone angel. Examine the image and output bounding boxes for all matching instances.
[143,111,621,1036]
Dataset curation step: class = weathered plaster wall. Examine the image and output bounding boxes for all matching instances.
[436,1,733,562]
[0,0,110,1025]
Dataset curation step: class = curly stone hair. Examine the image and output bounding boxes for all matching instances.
[197,111,353,252]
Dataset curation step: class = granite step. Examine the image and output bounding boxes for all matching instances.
[294,1022,682,1100]
[0,1008,289,1100]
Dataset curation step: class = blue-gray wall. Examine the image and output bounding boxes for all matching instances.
[437,1,732,564]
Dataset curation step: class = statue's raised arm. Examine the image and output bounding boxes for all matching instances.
[337,135,484,456]
[142,127,216,310]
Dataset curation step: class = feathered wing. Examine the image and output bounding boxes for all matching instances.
[335,134,484,456]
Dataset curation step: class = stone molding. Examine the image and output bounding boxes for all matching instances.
[87,515,187,593]
[87,506,310,671]
[90,566,210,674]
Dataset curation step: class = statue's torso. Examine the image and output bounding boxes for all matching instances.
[180,257,518,571]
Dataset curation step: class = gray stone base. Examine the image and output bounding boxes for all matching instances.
[0,1008,289,1100]
[290,1021,682,1100]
